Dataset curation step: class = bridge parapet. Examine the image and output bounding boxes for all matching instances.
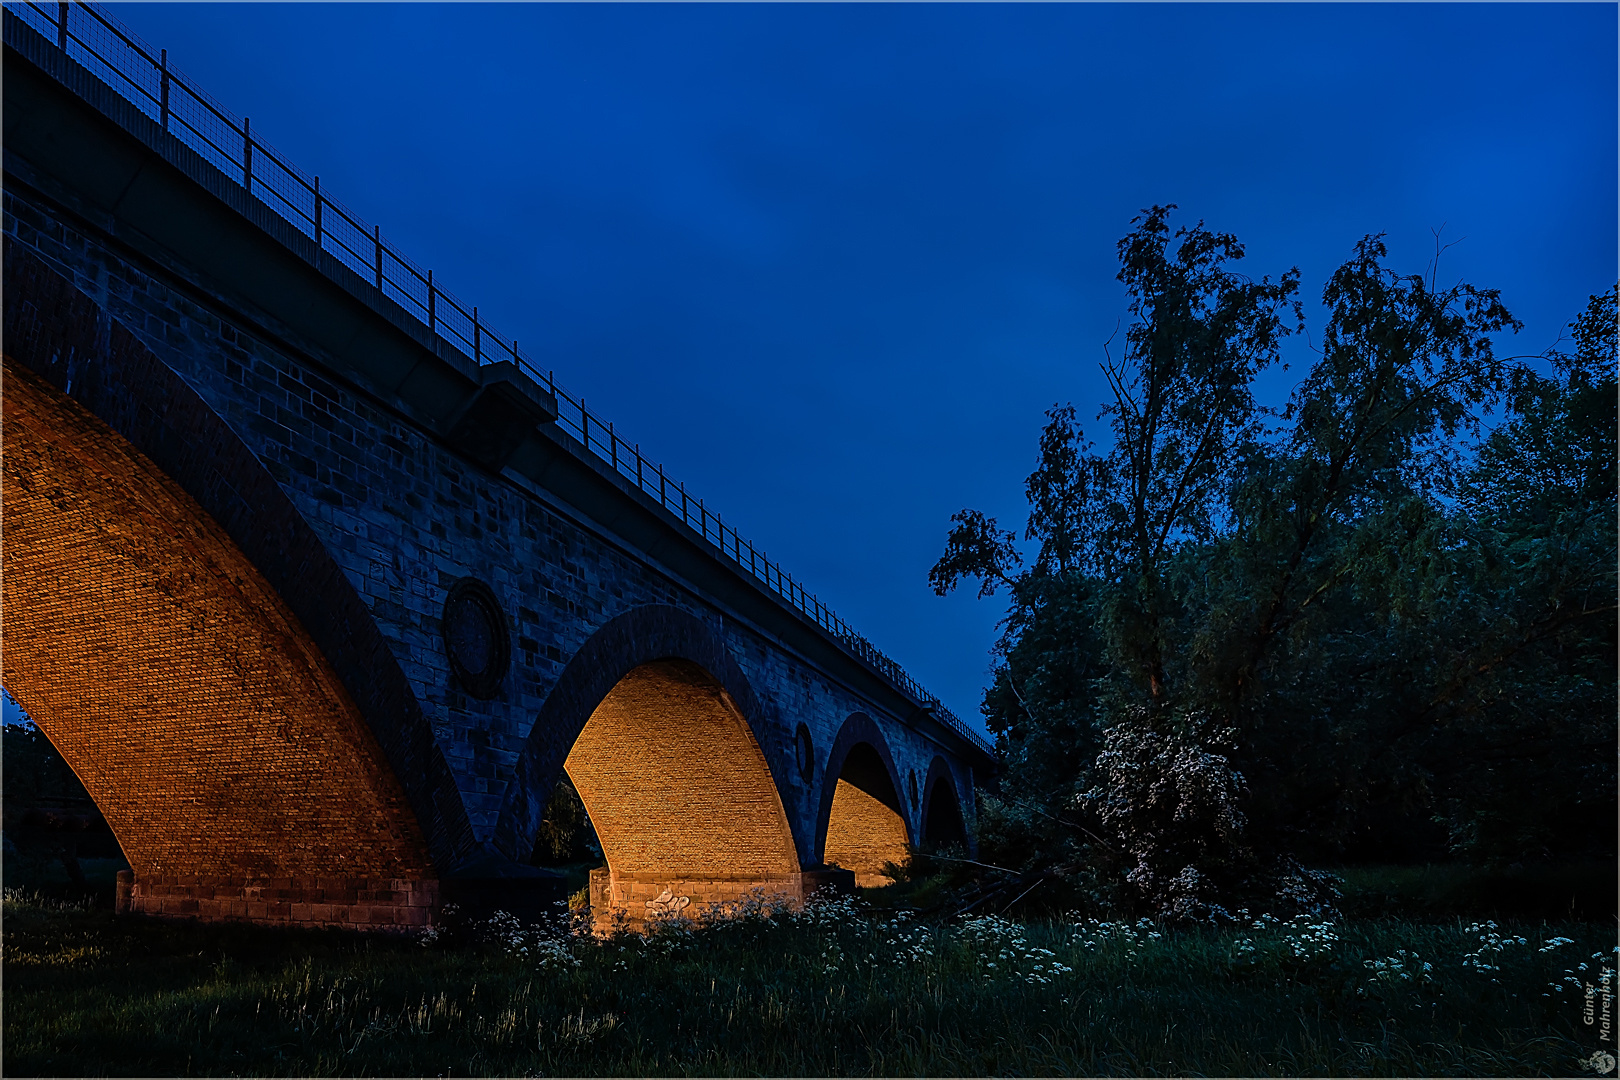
[5,0,992,759]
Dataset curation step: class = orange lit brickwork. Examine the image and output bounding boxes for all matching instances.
[564,659,800,928]
[1,358,434,929]
[823,778,910,887]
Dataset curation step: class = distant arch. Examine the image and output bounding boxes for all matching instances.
[920,755,968,850]
[495,605,801,882]
[817,713,911,887]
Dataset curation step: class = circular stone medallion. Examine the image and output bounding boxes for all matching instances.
[441,578,510,699]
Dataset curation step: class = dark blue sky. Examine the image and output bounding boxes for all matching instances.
[82,3,1618,735]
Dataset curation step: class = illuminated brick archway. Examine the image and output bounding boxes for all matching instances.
[818,713,912,888]
[566,659,801,924]
[496,605,818,928]
[1,359,438,926]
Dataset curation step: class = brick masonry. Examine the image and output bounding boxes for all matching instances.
[565,659,799,879]
[117,871,439,931]
[3,118,980,928]
[823,779,911,888]
[4,359,434,929]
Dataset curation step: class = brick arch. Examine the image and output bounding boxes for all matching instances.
[1,358,437,926]
[494,605,788,857]
[817,713,912,887]
[566,658,799,877]
[3,241,476,923]
[496,605,806,924]
[920,755,968,850]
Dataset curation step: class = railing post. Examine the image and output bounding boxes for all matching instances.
[159,48,169,130]
[57,1,67,50]
[659,464,666,506]
[636,446,642,488]
[427,269,435,332]
[581,401,588,451]
[374,225,383,288]
[472,307,480,362]
[609,423,617,470]
[313,176,322,246]
[243,116,252,193]
[681,483,688,524]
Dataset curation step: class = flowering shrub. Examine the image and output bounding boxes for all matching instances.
[1069,916,1162,958]
[1362,950,1433,987]
[413,901,586,967]
[1459,920,1526,976]
[867,914,936,969]
[959,914,1072,984]
[1075,706,1251,921]
[701,889,796,925]
[1226,912,1338,967]
[479,908,581,971]
[785,890,863,974]
[789,890,863,931]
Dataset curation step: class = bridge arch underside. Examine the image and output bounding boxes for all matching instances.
[565,659,802,929]
[921,757,968,851]
[824,741,911,889]
[1,359,434,929]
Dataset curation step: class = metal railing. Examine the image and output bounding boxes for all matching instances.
[6,0,993,757]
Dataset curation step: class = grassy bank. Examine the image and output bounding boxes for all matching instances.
[3,888,1613,1077]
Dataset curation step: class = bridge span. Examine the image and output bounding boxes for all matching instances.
[2,3,994,931]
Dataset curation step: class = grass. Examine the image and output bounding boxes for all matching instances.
[1334,862,1617,922]
[2,887,1614,1077]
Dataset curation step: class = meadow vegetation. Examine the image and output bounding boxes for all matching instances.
[3,886,1613,1077]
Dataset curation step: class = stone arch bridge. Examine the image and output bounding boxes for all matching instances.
[1,5,994,931]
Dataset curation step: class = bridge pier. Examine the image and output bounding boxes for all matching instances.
[587,866,855,933]
[116,873,439,931]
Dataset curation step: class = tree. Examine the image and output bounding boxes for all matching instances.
[933,206,1308,916]
[933,213,1608,919]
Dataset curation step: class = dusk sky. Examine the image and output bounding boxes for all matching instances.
[32,2,1615,736]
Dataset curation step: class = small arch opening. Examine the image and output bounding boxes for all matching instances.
[922,768,968,852]
[527,771,602,903]
[1,690,130,897]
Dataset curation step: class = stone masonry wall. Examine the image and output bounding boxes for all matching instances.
[3,180,976,874]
